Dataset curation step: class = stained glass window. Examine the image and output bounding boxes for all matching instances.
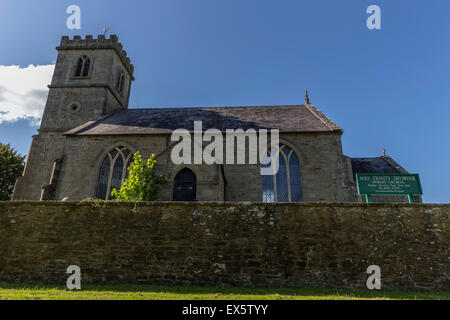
[96,147,133,200]
[262,145,303,203]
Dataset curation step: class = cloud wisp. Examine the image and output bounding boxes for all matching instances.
[0,64,54,126]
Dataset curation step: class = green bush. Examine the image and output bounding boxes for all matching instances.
[0,143,25,201]
[111,152,167,201]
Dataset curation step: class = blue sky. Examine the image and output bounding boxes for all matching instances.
[0,0,449,203]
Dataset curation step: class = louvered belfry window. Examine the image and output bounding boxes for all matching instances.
[74,55,91,77]
[117,71,125,93]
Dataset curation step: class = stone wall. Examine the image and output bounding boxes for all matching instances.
[0,202,448,290]
[13,132,67,201]
[17,130,357,203]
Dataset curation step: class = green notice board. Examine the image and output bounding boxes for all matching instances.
[356,174,423,196]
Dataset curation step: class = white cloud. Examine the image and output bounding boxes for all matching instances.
[0,64,55,126]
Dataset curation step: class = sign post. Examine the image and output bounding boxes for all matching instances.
[356,174,423,204]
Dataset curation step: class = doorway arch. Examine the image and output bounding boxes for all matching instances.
[173,169,197,201]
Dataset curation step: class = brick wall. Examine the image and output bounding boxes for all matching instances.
[0,202,448,289]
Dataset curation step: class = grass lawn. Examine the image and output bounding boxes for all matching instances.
[0,283,448,300]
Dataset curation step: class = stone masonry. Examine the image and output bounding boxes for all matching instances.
[0,202,448,289]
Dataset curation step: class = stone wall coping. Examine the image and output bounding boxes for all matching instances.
[2,201,450,208]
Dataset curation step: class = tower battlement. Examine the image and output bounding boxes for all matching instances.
[57,35,134,76]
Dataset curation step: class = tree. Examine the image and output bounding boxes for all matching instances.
[111,152,167,201]
[0,143,25,201]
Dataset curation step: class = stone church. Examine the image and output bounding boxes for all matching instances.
[13,35,416,203]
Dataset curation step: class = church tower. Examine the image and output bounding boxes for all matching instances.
[13,35,134,200]
[41,35,134,131]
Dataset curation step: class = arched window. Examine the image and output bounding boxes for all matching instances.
[262,145,303,203]
[96,146,133,200]
[173,169,197,201]
[74,55,91,77]
[117,71,125,94]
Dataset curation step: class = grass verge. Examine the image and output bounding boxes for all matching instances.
[0,283,448,300]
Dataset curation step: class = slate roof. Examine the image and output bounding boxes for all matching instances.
[65,105,342,136]
[351,156,409,177]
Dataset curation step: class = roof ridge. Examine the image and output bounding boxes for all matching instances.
[352,157,384,160]
[127,105,306,110]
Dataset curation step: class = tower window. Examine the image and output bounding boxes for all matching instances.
[96,146,133,200]
[117,71,125,94]
[262,145,303,203]
[74,55,92,78]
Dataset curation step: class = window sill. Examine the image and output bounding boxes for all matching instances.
[70,76,91,80]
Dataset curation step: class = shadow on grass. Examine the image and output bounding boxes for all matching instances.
[0,283,448,300]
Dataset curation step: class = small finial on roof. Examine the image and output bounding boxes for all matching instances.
[103,27,110,36]
[382,148,386,157]
[305,90,310,104]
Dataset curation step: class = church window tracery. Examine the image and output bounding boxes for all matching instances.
[262,144,303,202]
[96,146,133,200]
[74,55,91,77]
